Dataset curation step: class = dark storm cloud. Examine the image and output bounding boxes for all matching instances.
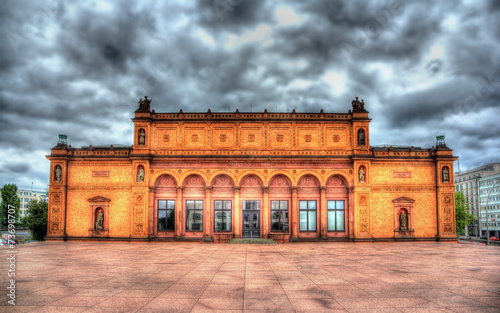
[55,2,155,77]
[196,0,268,31]
[1,0,500,188]
[3,163,31,174]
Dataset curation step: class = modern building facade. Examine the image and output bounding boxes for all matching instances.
[16,187,48,218]
[454,163,500,237]
[46,97,457,242]
[479,173,500,238]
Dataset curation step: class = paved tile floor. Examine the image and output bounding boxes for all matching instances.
[1,241,500,312]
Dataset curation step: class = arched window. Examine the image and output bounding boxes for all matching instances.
[326,175,348,233]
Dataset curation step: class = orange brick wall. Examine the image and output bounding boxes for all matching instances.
[368,162,439,238]
[65,162,133,238]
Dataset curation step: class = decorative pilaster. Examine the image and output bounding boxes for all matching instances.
[291,186,298,240]
[234,186,241,238]
[205,187,211,238]
[176,187,183,238]
[348,186,355,238]
[262,186,269,238]
[320,186,327,239]
[148,187,155,237]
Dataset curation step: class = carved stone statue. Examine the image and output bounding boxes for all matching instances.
[137,166,145,182]
[442,167,449,182]
[359,167,365,182]
[95,211,104,230]
[358,130,365,145]
[137,96,152,112]
[139,129,145,145]
[55,166,62,182]
[400,211,407,230]
[351,97,365,112]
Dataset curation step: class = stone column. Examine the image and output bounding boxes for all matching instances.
[320,186,327,239]
[291,186,298,240]
[262,186,269,238]
[234,186,241,238]
[205,187,212,239]
[176,187,183,238]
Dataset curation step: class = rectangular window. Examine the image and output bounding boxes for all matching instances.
[242,200,261,210]
[157,200,175,231]
[270,200,288,232]
[186,200,203,231]
[328,200,345,231]
[214,200,232,232]
[299,200,317,231]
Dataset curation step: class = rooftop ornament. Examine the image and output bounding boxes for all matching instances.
[57,134,67,147]
[351,97,366,112]
[136,96,152,113]
[436,135,446,147]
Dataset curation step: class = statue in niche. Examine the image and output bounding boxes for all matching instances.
[400,210,407,230]
[138,129,145,145]
[359,167,365,182]
[442,167,449,182]
[55,165,62,182]
[95,210,104,230]
[358,130,365,146]
[137,166,145,182]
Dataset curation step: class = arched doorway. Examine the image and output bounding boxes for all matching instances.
[240,175,263,238]
[269,174,292,238]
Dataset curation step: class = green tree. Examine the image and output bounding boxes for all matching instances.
[1,184,21,227]
[23,199,48,241]
[455,191,475,236]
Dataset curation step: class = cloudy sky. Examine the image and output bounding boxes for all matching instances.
[1,0,500,190]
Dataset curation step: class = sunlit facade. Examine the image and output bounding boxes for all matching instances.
[46,97,457,242]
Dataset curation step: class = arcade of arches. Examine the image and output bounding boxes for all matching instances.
[151,172,350,241]
[46,97,458,242]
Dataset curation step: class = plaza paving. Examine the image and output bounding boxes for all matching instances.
[1,241,500,312]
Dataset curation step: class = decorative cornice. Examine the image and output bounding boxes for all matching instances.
[88,196,111,202]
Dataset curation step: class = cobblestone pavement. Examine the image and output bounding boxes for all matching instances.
[1,241,500,312]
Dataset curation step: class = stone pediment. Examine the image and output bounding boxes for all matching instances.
[88,196,111,203]
[392,196,415,203]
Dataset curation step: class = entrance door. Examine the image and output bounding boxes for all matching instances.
[243,211,260,238]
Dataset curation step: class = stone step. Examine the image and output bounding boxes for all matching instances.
[226,238,277,244]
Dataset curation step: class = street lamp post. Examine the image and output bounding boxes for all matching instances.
[476,174,481,237]
[484,178,499,246]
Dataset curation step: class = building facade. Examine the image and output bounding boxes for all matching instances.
[46,97,457,242]
[479,173,500,238]
[454,163,500,237]
[16,188,48,218]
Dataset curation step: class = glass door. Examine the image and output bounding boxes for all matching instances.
[242,200,260,238]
